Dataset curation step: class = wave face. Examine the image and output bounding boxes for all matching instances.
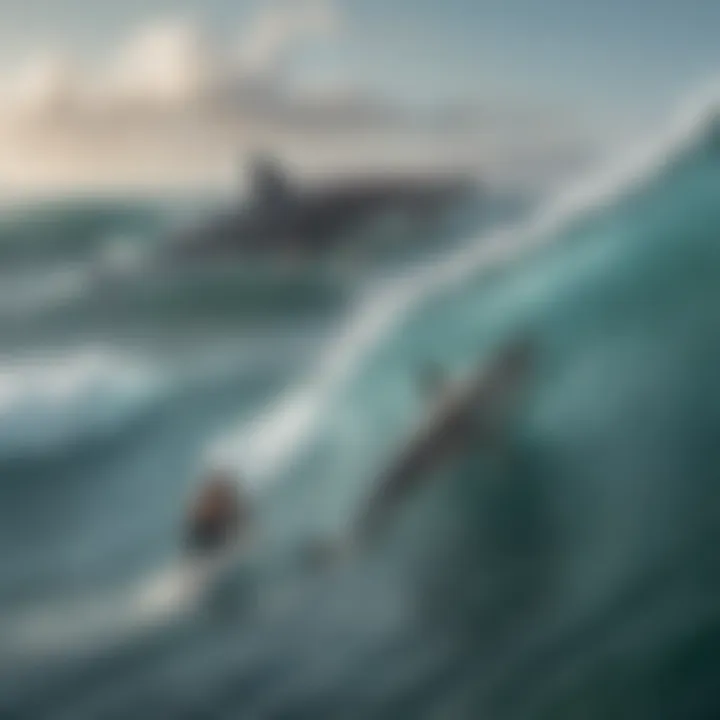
[2,101,720,719]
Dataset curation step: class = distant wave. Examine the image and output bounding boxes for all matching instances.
[0,198,166,266]
[0,347,167,463]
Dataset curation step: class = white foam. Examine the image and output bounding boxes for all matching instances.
[0,565,191,663]
[0,346,165,458]
[0,539,256,666]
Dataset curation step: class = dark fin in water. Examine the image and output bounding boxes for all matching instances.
[354,338,536,547]
[248,153,293,208]
[470,337,534,448]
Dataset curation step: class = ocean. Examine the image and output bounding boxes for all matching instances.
[1,96,720,719]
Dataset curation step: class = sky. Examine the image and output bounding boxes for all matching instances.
[0,0,717,192]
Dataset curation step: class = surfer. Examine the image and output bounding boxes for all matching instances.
[184,469,251,557]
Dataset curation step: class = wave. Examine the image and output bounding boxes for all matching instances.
[0,197,174,266]
[1,560,207,668]
[0,264,94,318]
[0,268,354,354]
[0,347,168,463]
[206,88,720,491]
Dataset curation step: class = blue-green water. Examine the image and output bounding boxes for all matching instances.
[1,103,720,719]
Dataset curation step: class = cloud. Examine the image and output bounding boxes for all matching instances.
[109,19,215,105]
[0,2,595,193]
[236,0,338,78]
[3,52,84,115]
[0,1,339,115]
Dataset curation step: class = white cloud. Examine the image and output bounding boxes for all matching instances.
[0,1,339,116]
[108,19,215,105]
[236,0,338,78]
[3,52,84,115]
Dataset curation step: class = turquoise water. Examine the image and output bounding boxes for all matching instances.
[1,102,720,719]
